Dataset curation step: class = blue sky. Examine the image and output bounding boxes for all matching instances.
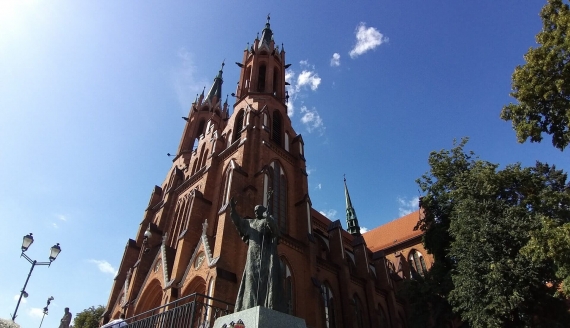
[1,1,568,327]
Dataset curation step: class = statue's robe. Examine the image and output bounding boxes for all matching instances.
[231,213,286,313]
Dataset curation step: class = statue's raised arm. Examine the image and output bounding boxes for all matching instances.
[229,197,249,242]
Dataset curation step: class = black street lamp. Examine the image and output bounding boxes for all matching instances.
[11,233,61,322]
[38,296,54,328]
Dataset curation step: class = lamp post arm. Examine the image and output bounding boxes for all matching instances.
[21,252,34,264]
[12,260,37,321]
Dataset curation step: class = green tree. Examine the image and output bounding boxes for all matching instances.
[407,139,570,327]
[501,0,570,151]
[73,306,105,328]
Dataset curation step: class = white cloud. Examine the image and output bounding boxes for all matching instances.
[172,48,209,111]
[300,106,324,134]
[349,23,388,59]
[57,214,66,221]
[319,209,338,220]
[52,223,58,229]
[299,60,314,69]
[28,308,44,319]
[285,70,296,116]
[397,196,420,217]
[306,166,315,175]
[316,183,322,190]
[297,71,321,91]
[284,61,324,132]
[361,227,369,233]
[14,294,26,304]
[89,259,118,276]
[330,53,341,67]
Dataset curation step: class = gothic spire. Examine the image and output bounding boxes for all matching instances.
[260,14,273,45]
[206,61,224,103]
[344,176,361,235]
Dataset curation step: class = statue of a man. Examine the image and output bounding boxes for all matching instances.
[59,307,72,328]
[229,197,286,313]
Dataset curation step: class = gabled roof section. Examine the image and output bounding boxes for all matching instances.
[362,210,424,252]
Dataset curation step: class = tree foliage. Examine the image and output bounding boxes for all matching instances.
[406,139,570,327]
[73,306,105,328]
[501,0,570,151]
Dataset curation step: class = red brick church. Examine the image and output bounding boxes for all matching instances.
[102,17,432,328]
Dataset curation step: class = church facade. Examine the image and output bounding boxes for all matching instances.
[102,18,432,328]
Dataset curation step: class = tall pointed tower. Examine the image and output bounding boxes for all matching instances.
[102,17,419,328]
[344,177,361,235]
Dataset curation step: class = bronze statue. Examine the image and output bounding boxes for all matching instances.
[59,307,72,328]
[229,197,286,313]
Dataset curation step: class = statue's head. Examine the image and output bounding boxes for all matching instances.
[254,205,266,218]
[64,307,69,313]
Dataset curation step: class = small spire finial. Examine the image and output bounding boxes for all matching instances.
[267,13,270,23]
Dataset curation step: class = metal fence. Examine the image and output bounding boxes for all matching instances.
[125,293,234,328]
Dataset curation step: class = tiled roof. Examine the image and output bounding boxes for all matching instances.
[362,210,424,252]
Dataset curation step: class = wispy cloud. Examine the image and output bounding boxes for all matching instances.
[52,223,58,229]
[57,214,66,221]
[319,209,338,220]
[316,183,322,190]
[297,70,321,91]
[306,166,316,175]
[285,60,322,118]
[14,294,26,304]
[349,23,388,59]
[361,227,369,233]
[300,106,324,134]
[172,48,209,111]
[89,259,118,276]
[330,53,341,67]
[397,196,420,217]
[28,308,44,319]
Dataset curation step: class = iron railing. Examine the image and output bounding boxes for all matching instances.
[125,293,234,328]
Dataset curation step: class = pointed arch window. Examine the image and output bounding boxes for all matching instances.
[201,149,209,168]
[169,196,192,248]
[273,67,279,95]
[233,110,245,143]
[221,164,233,207]
[268,161,287,232]
[321,282,335,328]
[378,304,389,328]
[244,66,252,92]
[409,250,427,277]
[353,295,364,328]
[280,258,294,315]
[257,65,266,92]
[272,111,283,147]
[197,120,206,138]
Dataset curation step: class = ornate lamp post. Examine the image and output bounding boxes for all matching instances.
[38,296,54,328]
[11,233,61,321]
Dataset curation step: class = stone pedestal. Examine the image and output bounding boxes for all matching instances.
[213,306,307,328]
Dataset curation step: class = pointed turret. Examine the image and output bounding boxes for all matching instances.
[260,14,273,45]
[206,62,224,104]
[344,176,361,235]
